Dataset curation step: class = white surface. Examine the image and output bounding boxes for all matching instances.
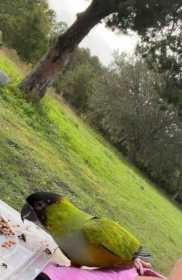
[0,200,58,280]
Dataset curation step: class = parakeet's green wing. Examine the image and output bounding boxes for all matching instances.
[83,217,140,262]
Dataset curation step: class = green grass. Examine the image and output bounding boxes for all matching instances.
[0,50,182,275]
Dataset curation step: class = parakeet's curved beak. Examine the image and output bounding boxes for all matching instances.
[21,203,38,223]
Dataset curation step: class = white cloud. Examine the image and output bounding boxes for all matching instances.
[48,0,138,65]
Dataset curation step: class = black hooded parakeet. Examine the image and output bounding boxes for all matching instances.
[21,192,149,268]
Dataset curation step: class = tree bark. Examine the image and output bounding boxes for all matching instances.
[172,174,182,202]
[172,187,182,202]
[20,0,117,102]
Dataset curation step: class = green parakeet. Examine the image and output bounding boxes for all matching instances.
[21,192,147,268]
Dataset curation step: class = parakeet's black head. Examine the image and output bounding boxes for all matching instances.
[21,192,60,225]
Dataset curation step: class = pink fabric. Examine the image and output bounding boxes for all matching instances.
[43,264,166,280]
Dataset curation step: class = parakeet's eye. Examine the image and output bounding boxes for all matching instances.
[34,200,46,210]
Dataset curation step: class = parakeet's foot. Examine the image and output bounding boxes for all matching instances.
[134,258,152,275]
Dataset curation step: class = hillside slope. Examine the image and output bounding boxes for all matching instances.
[0,50,182,274]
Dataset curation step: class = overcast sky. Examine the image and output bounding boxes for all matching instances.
[48,0,138,65]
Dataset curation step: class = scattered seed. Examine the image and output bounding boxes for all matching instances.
[18,233,26,242]
[1,263,8,269]
[1,240,16,248]
[0,217,15,236]
[44,248,52,255]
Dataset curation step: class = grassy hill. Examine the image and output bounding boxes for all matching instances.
[0,50,182,275]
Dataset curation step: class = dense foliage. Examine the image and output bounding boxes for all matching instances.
[54,48,104,113]
[0,0,55,63]
[136,2,182,113]
[106,0,181,36]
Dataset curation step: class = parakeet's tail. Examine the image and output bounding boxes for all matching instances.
[134,246,152,262]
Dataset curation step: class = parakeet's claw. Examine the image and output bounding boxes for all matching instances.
[134,257,152,275]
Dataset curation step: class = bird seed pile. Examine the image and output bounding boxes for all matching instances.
[0,217,15,236]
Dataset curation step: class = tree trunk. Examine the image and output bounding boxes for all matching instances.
[172,187,182,202]
[20,0,117,102]
[172,174,182,202]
